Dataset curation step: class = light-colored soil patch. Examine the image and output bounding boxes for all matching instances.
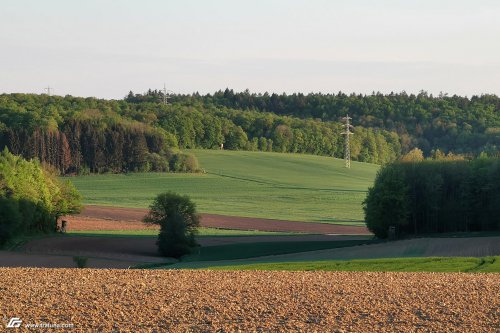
[0,269,498,332]
[64,216,159,231]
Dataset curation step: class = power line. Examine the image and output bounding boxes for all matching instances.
[341,114,354,168]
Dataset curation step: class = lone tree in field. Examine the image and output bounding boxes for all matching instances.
[143,192,200,258]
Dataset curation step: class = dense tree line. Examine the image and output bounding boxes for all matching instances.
[364,158,500,238]
[163,89,500,157]
[0,93,403,173]
[0,96,197,174]
[0,149,81,246]
[153,104,401,164]
[1,90,498,175]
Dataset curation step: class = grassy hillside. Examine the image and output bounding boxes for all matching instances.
[69,150,378,223]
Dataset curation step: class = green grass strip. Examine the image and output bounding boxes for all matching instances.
[202,256,500,272]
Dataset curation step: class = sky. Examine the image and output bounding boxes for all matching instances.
[1,0,499,99]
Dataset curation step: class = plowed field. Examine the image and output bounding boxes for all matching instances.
[0,268,498,332]
[70,205,371,234]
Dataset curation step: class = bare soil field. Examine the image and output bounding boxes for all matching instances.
[8,235,498,270]
[0,251,151,269]
[1,207,369,269]
[65,216,159,231]
[13,234,360,262]
[0,233,358,269]
[75,205,371,234]
[21,236,159,259]
[0,268,498,332]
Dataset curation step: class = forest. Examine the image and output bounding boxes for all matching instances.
[0,90,498,174]
[159,89,500,157]
[364,158,500,238]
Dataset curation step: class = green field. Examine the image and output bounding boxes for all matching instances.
[69,149,378,223]
[199,256,500,273]
[162,256,500,272]
[181,239,375,262]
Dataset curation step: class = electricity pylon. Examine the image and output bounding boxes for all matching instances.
[341,114,354,168]
[162,84,174,105]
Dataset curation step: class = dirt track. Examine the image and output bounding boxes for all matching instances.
[77,205,371,235]
[0,268,498,332]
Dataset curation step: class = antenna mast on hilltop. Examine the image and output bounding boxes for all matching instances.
[341,114,354,168]
[162,83,174,105]
[44,86,52,96]
[162,84,169,105]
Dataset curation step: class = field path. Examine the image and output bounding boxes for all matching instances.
[77,205,371,235]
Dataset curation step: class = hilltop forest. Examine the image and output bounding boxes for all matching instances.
[364,159,500,237]
[0,90,498,174]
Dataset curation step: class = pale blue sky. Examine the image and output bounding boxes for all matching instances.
[1,0,499,98]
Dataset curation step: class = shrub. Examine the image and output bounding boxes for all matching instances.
[146,152,169,172]
[169,152,199,173]
[77,165,91,176]
[73,256,88,268]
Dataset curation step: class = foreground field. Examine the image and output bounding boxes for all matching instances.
[69,149,378,223]
[0,269,498,332]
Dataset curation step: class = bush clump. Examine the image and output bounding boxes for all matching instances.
[169,152,199,173]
